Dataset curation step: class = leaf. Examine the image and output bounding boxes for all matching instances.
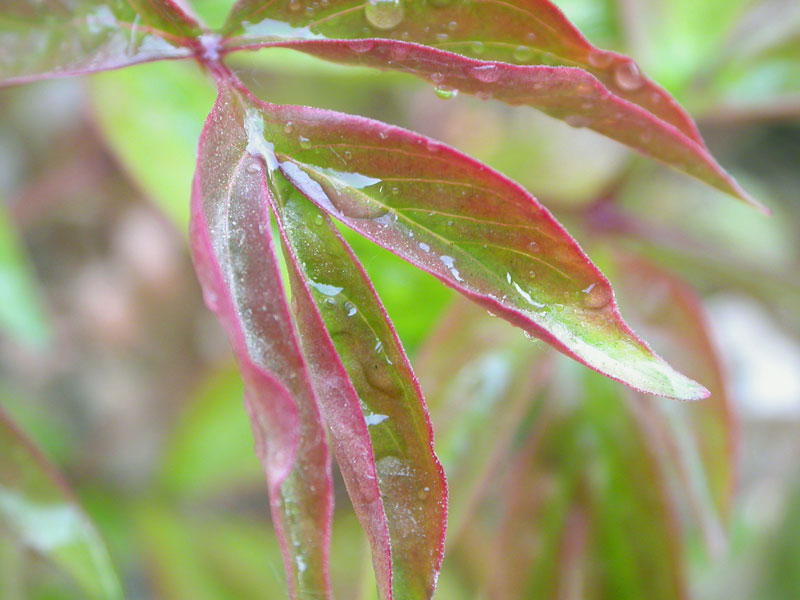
[189,82,334,599]
[0,0,200,86]
[225,76,707,401]
[0,202,50,346]
[217,0,763,209]
[194,80,448,600]
[272,172,447,600]
[0,404,122,599]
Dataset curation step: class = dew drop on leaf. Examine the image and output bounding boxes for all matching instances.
[587,50,614,69]
[288,0,302,11]
[513,45,533,63]
[431,72,444,84]
[614,60,644,91]
[284,121,294,134]
[447,20,458,31]
[469,64,501,83]
[314,214,324,225]
[298,136,312,149]
[470,40,485,55]
[564,115,592,128]
[365,0,404,30]
[434,85,458,100]
[581,283,611,309]
[348,39,375,53]
[246,162,260,174]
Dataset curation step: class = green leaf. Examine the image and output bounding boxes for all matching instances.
[0,405,122,600]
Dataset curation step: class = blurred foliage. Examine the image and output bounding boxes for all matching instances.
[1,0,799,598]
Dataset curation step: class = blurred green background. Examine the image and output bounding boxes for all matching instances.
[1,0,799,598]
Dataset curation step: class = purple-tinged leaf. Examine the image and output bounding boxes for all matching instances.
[221,0,697,141]
[207,80,447,599]
[217,2,763,209]
[189,85,333,599]
[0,0,201,86]
[0,404,122,599]
[613,254,737,549]
[273,181,447,600]
[227,83,707,400]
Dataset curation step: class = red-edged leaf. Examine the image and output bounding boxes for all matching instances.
[189,85,333,599]
[194,80,448,600]
[217,1,763,210]
[613,253,737,548]
[0,404,122,599]
[273,178,447,600]
[0,0,201,86]
[225,77,707,401]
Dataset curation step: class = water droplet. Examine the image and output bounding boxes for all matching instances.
[447,20,458,31]
[304,5,315,16]
[435,32,449,42]
[470,40,485,55]
[365,413,389,426]
[581,283,611,309]
[525,32,537,43]
[348,39,375,53]
[431,72,444,84]
[426,140,440,153]
[417,486,430,500]
[345,301,357,316]
[314,214,324,225]
[288,0,302,11]
[418,242,430,252]
[513,45,533,63]
[344,150,353,159]
[323,296,336,307]
[284,121,294,134]
[528,241,539,252]
[469,64,501,83]
[365,0,404,30]
[391,186,400,195]
[434,85,458,100]
[246,162,260,174]
[299,136,312,149]
[614,60,643,91]
[564,115,592,128]
[587,50,613,69]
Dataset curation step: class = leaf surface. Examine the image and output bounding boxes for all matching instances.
[228,80,707,400]
[218,0,762,208]
[190,84,333,599]
[0,0,200,86]
[199,80,448,600]
[0,404,122,599]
